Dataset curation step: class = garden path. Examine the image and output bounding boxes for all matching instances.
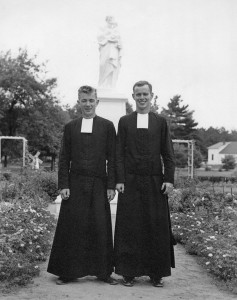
[1,213,236,300]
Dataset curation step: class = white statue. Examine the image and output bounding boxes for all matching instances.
[28,151,42,170]
[97,16,122,89]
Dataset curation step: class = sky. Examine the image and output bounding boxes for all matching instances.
[0,0,237,131]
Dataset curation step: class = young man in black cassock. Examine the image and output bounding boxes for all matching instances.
[114,80,176,287]
[47,86,117,285]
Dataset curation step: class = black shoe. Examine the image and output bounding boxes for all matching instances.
[151,278,164,287]
[122,276,134,287]
[56,277,76,285]
[98,276,118,285]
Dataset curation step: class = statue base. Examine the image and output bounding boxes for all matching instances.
[96,88,127,131]
[97,88,127,214]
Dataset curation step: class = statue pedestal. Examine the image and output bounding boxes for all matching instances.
[97,89,127,214]
[97,89,127,131]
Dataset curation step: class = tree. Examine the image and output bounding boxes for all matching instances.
[0,49,57,136]
[150,95,159,114]
[196,127,236,148]
[161,95,204,167]
[195,126,237,160]
[0,139,23,167]
[66,102,82,120]
[173,143,203,169]
[20,101,70,170]
[222,155,236,170]
[229,130,237,142]
[126,101,133,114]
[161,95,198,140]
[193,149,203,168]
[173,144,187,168]
[0,49,68,168]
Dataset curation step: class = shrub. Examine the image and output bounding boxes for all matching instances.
[197,176,237,183]
[2,172,12,181]
[222,155,236,171]
[31,171,58,200]
[1,169,58,204]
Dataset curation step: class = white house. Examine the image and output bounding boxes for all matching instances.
[207,142,237,165]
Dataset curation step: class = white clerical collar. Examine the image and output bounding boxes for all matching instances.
[81,118,94,133]
[137,113,149,129]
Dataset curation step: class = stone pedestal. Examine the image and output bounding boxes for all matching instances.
[97,89,127,131]
[97,88,127,213]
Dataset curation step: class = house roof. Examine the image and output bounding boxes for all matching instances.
[208,142,229,149]
[219,142,237,154]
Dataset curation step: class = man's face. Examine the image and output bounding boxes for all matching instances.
[132,84,153,113]
[78,92,99,118]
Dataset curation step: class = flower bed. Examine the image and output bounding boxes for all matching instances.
[170,179,237,294]
[0,170,57,291]
[0,200,56,290]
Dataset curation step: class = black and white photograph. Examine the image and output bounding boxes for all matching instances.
[0,0,237,299]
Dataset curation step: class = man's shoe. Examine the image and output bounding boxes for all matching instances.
[152,278,164,287]
[98,276,118,285]
[122,276,134,287]
[56,277,75,285]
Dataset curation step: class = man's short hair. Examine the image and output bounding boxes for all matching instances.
[133,81,153,93]
[78,85,97,99]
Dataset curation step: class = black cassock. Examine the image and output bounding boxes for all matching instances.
[47,116,116,279]
[114,112,175,278]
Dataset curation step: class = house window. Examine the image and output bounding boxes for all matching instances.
[212,154,214,160]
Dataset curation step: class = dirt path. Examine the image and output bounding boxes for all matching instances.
[1,212,236,299]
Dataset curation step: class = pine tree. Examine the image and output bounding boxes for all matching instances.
[161,95,198,140]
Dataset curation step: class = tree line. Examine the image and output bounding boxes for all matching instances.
[0,49,236,169]
[150,94,236,168]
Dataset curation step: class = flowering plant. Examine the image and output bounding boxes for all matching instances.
[0,186,56,290]
[170,180,237,294]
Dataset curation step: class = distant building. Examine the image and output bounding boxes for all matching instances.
[207,142,237,165]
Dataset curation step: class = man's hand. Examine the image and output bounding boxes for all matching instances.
[60,188,70,200]
[116,183,124,193]
[161,182,173,195]
[107,189,115,202]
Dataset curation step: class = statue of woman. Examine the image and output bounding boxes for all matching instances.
[97,16,122,89]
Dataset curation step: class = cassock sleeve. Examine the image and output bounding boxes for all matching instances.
[58,123,71,189]
[116,117,126,183]
[106,121,116,189]
[160,119,175,184]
